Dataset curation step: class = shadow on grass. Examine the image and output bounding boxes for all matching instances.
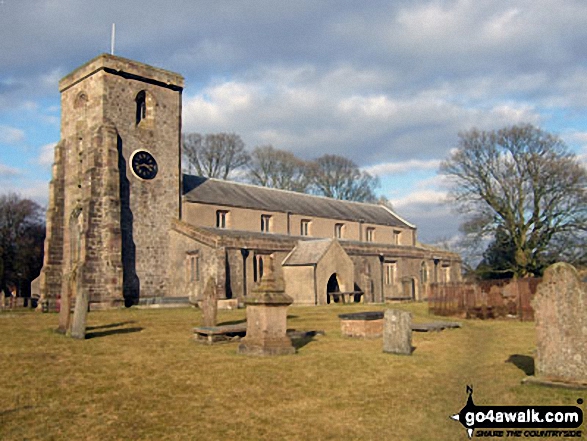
[86,327,143,339]
[506,354,535,376]
[86,321,137,331]
[288,330,324,350]
[0,405,34,417]
[217,319,246,326]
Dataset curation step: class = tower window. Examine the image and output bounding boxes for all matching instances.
[136,91,147,125]
[74,92,88,109]
[366,227,375,242]
[334,223,344,239]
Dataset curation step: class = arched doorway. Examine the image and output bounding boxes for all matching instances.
[326,273,340,304]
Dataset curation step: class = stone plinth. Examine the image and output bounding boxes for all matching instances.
[531,263,587,387]
[339,311,384,338]
[238,258,295,356]
[383,309,412,355]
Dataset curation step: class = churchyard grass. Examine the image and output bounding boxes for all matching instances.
[0,304,584,440]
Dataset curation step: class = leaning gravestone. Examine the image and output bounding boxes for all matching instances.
[70,283,89,340]
[383,309,412,355]
[57,266,77,335]
[201,277,218,328]
[531,263,587,387]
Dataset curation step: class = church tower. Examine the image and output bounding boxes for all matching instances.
[40,54,184,309]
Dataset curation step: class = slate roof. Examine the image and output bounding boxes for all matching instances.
[282,239,334,266]
[182,175,414,229]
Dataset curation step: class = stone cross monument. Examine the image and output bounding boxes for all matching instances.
[238,256,295,356]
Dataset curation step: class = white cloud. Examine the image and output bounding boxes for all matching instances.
[392,189,449,209]
[0,125,25,144]
[0,163,20,177]
[363,159,441,176]
[38,142,56,167]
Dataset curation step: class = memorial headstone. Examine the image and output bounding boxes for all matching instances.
[383,309,412,355]
[531,263,587,387]
[201,277,218,328]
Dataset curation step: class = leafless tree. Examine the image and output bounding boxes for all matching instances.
[440,124,587,277]
[182,132,250,180]
[0,193,45,296]
[247,145,312,192]
[310,154,379,203]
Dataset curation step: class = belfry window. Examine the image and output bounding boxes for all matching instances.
[136,91,147,125]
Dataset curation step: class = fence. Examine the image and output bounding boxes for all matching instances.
[428,278,541,321]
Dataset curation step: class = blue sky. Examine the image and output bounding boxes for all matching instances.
[1,0,586,243]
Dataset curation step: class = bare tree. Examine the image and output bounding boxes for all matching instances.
[182,132,250,180]
[0,193,45,297]
[310,154,379,202]
[440,124,587,277]
[247,145,312,192]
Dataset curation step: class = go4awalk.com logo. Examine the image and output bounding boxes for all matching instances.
[450,386,583,438]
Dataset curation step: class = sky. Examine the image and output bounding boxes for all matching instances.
[1,0,587,244]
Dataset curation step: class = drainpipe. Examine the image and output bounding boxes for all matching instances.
[359,219,364,241]
[313,264,318,305]
[287,211,291,235]
[241,248,249,299]
[379,254,384,303]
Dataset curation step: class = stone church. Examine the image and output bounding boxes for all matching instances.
[39,54,460,311]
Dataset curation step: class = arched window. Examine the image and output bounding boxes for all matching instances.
[135,91,147,125]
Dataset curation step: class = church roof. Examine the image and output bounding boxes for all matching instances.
[182,175,414,229]
[282,239,334,266]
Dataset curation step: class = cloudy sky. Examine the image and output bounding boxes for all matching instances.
[1,0,587,243]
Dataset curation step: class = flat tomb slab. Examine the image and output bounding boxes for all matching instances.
[339,312,461,338]
[193,323,247,344]
[194,324,325,345]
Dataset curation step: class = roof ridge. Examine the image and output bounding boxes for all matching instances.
[192,174,388,210]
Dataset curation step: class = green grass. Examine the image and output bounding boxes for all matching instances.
[0,304,584,440]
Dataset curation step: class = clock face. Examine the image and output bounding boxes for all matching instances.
[131,150,158,180]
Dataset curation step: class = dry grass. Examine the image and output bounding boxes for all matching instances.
[0,303,584,440]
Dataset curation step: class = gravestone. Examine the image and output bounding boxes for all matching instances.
[531,263,587,387]
[383,309,412,355]
[57,266,77,335]
[201,277,218,328]
[70,286,89,339]
[238,256,295,356]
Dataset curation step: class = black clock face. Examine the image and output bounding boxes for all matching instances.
[131,150,158,180]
